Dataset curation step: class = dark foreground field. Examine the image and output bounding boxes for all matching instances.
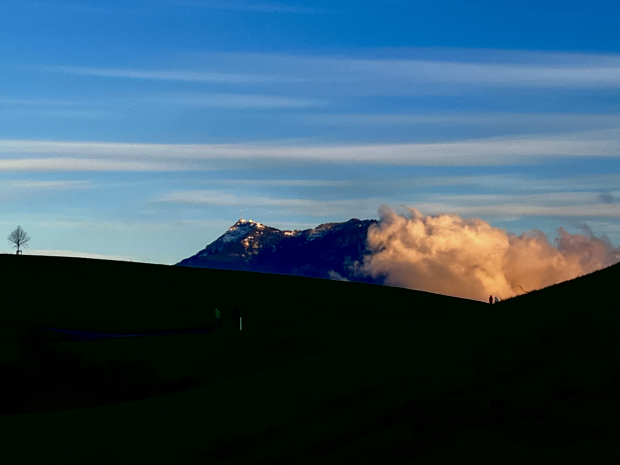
[1,254,619,464]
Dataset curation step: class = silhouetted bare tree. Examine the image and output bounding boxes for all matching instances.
[8,226,30,255]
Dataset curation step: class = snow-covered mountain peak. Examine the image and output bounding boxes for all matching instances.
[221,220,259,243]
[177,217,381,286]
[198,218,283,257]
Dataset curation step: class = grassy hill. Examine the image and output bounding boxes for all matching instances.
[1,254,619,464]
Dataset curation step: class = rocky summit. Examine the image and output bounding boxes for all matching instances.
[176,218,382,284]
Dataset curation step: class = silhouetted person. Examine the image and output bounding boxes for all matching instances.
[489,295,493,304]
[215,308,221,324]
[494,296,499,304]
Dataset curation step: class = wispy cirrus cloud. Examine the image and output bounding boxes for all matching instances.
[0,158,195,172]
[0,179,91,201]
[155,93,324,108]
[33,217,173,231]
[0,97,91,107]
[406,173,620,193]
[178,49,620,94]
[37,49,620,96]
[427,191,614,206]
[203,173,620,193]
[414,190,620,220]
[43,65,297,84]
[0,96,115,119]
[0,129,618,171]
[0,180,91,190]
[416,202,620,220]
[155,190,382,216]
[338,57,620,89]
[0,109,116,120]
[155,188,620,222]
[301,112,620,129]
[205,179,359,187]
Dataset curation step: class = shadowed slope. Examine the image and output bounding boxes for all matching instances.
[501,260,620,309]
[0,253,484,332]
[1,257,619,463]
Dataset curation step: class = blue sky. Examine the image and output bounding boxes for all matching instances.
[0,0,618,264]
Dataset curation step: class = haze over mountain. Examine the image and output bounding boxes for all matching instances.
[178,207,620,302]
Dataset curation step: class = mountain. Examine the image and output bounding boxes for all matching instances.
[176,218,382,284]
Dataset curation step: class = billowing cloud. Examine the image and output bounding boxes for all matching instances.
[361,205,620,301]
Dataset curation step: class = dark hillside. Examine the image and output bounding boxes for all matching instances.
[0,253,483,332]
[501,260,620,309]
[2,257,620,463]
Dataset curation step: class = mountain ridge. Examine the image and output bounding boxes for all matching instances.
[176,217,381,284]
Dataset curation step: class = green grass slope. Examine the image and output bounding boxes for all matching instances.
[1,255,619,464]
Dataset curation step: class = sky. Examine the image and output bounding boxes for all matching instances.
[0,0,619,266]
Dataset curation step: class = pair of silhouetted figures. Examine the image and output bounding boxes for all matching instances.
[489,295,499,304]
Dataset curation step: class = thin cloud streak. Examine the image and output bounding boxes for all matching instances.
[302,112,620,128]
[44,65,296,83]
[187,49,620,92]
[0,97,92,107]
[1,129,618,170]
[155,190,383,216]
[155,189,620,220]
[0,179,91,201]
[157,93,323,108]
[416,202,620,219]
[39,50,620,94]
[341,58,620,88]
[203,174,620,192]
[206,179,359,187]
[0,96,113,120]
[412,190,620,220]
[0,108,116,119]
[0,180,91,190]
[429,191,612,206]
[34,218,172,231]
[0,158,196,172]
